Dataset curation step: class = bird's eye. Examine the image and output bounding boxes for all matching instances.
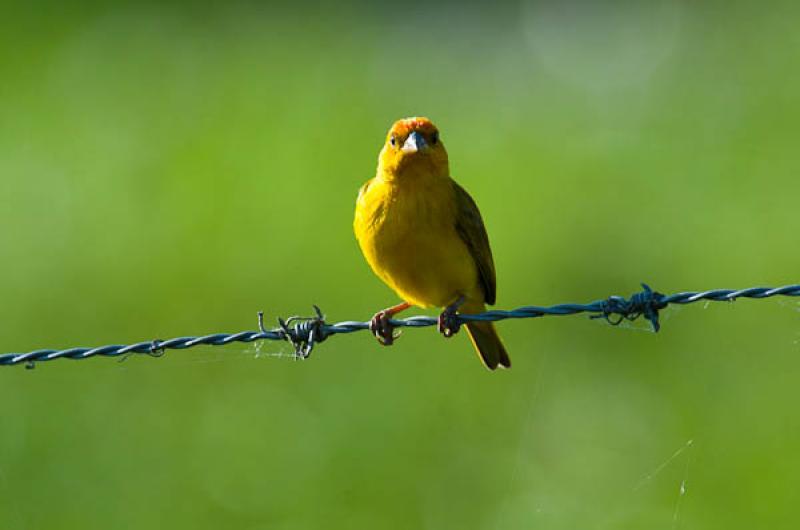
[431,131,439,144]
[390,135,396,147]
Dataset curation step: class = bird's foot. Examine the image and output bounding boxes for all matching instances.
[369,302,410,346]
[438,296,466,338]
[370,310,398,346]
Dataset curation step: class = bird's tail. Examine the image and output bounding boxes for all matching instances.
[463,303,511,370]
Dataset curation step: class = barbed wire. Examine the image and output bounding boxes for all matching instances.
[2,283,798,368]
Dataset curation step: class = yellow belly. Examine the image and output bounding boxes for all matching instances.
[354,176,480,308]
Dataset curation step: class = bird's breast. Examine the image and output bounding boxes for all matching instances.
[354,176,478,308]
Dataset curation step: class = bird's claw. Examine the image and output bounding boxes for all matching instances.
[438,295,465,338]
[438,308,462,338]
[370,310,399,346]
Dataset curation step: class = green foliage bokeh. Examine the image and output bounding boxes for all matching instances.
[1,2,799,529]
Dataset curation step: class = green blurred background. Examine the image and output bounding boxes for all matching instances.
[1,1,799,528]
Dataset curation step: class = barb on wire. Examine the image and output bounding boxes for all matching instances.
[3,283,798,367]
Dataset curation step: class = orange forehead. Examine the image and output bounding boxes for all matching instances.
[388,117,438,137]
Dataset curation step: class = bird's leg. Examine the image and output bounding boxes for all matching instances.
[438,295,466,338]
[369,301,411,346]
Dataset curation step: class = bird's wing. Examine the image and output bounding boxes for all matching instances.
[453,181,496,305]
[356,178,372,203]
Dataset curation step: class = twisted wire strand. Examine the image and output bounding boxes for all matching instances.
[3,283,798,368]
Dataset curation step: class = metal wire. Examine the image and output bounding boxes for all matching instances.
[3,283,798,368]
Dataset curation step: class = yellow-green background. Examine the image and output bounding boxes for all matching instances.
[1,2,799,528]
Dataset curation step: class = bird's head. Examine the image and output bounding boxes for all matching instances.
[378,117,449,179]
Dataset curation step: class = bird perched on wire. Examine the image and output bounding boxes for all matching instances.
[354,117,510,370]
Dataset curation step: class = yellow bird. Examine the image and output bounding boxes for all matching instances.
[354,117,510,370]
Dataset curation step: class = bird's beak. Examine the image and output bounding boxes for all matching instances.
[401,131,427,153]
